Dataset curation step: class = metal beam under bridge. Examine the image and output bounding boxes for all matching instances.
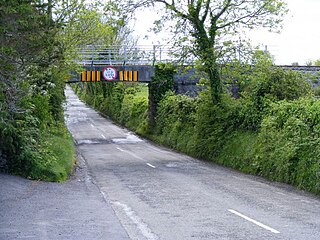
[68,65,155,83]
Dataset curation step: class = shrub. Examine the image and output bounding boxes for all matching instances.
[148,63,175,127]
[120,94,149,134]
[256,98,320,194]
[248,67,312,101]
[236,67,312,131]
[217,131,259,173]
[155,92,197,151]
[314,86,320,97]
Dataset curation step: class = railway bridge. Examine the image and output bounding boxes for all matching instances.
[68,45,177,83]
[68,45,320,94]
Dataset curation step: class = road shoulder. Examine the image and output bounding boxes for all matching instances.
[0,152,130,240]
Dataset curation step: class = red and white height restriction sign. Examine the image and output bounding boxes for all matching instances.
[102,66,117,81]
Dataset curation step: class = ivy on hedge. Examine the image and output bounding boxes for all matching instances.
[148,63,175,127]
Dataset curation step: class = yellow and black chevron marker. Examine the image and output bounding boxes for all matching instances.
[119,71,138,82]
[68,65,152,83]
[81,70,139,82]
[81,71,101,82]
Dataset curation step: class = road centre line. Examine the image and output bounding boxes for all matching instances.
[116,147,125,152]
[101,134,106,139]
[227,209,280,234]
[115,147,155,169]
[119,148,145,162]
[300,199,311,203]
[146,163,156,169]
[275,191,287,196]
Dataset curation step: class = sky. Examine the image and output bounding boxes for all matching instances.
[133,0,320,65]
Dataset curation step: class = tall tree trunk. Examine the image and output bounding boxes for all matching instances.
[200,48,222,104]
[193,20,222,104]
[208,64,222,104]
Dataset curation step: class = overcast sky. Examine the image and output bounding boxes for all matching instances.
[248,0,320,65]
[134,0,320,65]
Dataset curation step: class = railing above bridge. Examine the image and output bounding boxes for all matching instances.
[75,45,182,66]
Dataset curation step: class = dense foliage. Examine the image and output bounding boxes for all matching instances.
[0,0,75,181]
[255,98,320,192]
[154,67,318,194]
[0,0,130,181]
[148,63,175,127]
[73,82,149,135]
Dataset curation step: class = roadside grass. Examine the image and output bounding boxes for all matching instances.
[27,126,76,182]
[44,131,76,181]
[135,84,148,98]
[216,131,259,174]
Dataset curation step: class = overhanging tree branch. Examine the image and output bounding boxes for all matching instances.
[216,2,271,30]
[201,0,211,23]
[127,0,287,103]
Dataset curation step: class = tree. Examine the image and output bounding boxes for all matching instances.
[126,0,288,103]
[314,59,320,66]
[0,0,61,169]
[56,1,136,68]
[0,0,134,177]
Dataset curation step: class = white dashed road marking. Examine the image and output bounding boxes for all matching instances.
[101,134,106,139]
[228,209,280,234]
[146,163,156,169]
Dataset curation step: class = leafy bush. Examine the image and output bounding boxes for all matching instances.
[217,131,258,173]
[15,126,75,182]
[28,129,76,182]
[155,92,197,151]
[314,86,320,97]
[248,67,312,101]
[120,94,149,134]
[76,81,149,135]
[236,68,312,131]
[256,98,320,193]
[0,0,76,181]
[191,91,230,159]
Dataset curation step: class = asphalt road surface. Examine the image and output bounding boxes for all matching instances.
[1,86,320,240]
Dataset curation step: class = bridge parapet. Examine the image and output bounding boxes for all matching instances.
[278,65,320,73]
[278,66,320,88]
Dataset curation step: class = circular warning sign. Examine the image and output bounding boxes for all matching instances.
[102,66,117,81]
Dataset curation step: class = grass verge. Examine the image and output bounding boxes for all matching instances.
[27,126,76,182]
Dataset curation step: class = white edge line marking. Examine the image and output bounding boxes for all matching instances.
[112,201,158,240]
[146,163,156,169]
[228,209,280,234]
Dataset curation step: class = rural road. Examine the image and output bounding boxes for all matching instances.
[1,86,320,240]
